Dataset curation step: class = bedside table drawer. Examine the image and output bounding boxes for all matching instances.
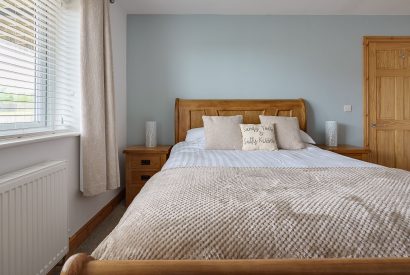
[129,154,161,170]
[130,170,157,186]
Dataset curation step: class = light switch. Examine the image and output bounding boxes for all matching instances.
[344,105,352,112]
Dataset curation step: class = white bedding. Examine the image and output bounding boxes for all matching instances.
[163,141,377,170]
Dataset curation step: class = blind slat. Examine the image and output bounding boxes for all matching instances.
[0,75,76,87]
[0,39,71,67]
[1,0,61,37]
[0,13,78,50]
[0,60,78,79]
[0,67,78,85]
[0,47,77,71]
[0,28,71,60]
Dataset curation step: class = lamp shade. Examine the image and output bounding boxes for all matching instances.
[325,121,338,147]
[145,121,157,147]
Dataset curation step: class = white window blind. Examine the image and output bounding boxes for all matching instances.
[0,0,80,138]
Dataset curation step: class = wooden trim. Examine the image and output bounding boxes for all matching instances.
[175,98,307,143]
[363,37,370,148]
[363,36,410,43]
[61,255,410,275]
[68,190,125,256]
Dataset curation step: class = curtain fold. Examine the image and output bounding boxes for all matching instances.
[80,0,120,196]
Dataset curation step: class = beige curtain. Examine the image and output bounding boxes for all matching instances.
[80,0,120,196]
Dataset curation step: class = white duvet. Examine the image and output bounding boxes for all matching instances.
[163,141,377,170]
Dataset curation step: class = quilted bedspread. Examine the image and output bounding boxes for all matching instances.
[92,167,410,260]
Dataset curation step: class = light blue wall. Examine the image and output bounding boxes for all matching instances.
[127,15,410,146]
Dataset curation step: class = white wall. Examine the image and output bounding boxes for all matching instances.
[0,3,127,237]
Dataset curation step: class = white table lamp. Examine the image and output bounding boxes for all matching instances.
[145,121,157,147]
[325,121,338,147]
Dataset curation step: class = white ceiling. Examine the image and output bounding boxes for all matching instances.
[117,0,410,15]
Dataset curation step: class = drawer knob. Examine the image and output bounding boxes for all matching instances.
[140,175,151,181]
[141,159,151,165]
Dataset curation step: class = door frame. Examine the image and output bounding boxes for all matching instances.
[363,36,410,162]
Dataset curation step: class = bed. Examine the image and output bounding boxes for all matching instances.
[62,99,410,275]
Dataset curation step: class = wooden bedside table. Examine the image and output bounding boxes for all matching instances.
[124,145,172,206]
[317,144,370,161]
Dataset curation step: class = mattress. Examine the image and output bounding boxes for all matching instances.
[92,143,409,260]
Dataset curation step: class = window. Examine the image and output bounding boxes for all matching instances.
[0,0,79,138]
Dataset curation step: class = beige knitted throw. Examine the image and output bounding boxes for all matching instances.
[92,167,410,260]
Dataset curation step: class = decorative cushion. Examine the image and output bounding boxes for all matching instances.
[240,124,278,151]
[259,116,305,150]
[202,115,243,150]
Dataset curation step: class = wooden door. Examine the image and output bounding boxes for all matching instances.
[364,37,410,170]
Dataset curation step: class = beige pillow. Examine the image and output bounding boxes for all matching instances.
[259,116,305,150]
[203,115,243,150]
[240,124,278,151]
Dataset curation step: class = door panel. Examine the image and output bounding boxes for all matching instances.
[405,49,410,68]
[404,130,410,169]
[376,49,404,69]
[366,38,410,170]
[395,130,410,170]
[376,130,395,167]
[377,77,396,120]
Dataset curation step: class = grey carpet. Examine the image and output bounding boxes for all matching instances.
[74,201,126,254]
[50,201,126,275]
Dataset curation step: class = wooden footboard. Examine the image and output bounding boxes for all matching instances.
[61,254,410,275]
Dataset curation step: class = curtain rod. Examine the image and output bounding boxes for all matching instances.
[109,0,115,3]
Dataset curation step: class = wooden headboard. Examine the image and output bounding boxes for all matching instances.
[175,99,306,143]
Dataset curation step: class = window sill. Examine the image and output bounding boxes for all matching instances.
[0,132,80,150]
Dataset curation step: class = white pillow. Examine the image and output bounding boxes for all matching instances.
[259,116,305,150]
[203,115,243,150]
[299,130,316,144]
[240,124,278,151]
[185,127,205,142]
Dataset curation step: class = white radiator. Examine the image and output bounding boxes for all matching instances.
[0,161,68,275]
